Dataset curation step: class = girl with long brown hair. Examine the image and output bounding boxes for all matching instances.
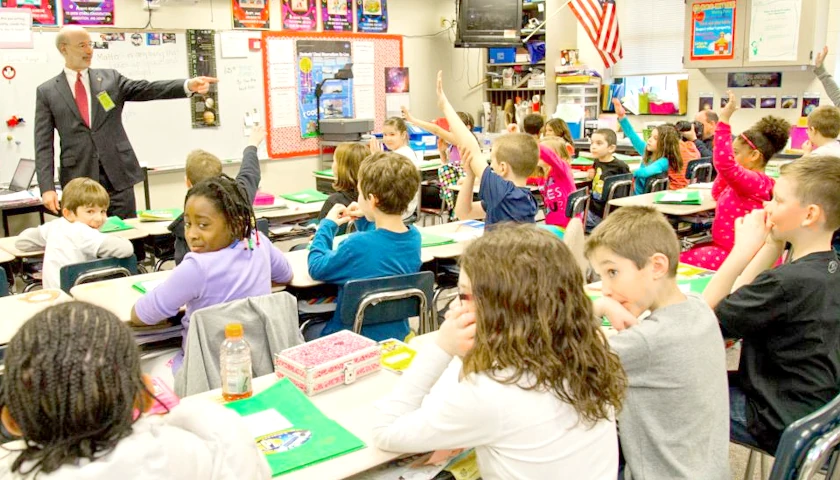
[373,224,627,479]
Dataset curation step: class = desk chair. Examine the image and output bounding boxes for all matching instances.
[256,218,270,237]
[602,173,634,218]
[59,255,138,294]
[339,271,435,337]
[565,186,590,227]
[420,183,448,226]
[686,157,713,184]
[740,391,840,480]
[643,173,670,194]
[0,268,8,297]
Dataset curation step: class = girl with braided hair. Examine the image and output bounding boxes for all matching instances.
[681,91,789,270]
[131,174,293,374]
[0,301,270,479]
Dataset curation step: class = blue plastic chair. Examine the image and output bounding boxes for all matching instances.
[686,157,713,183]
[643,173,670,194]
[339,271,435,337]
[767,391,840,479]
[602,173,633,218]
[59,255,138,294]
[565,186,589,223]
[0,267,9,297]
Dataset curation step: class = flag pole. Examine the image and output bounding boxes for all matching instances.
[522,0,574,44]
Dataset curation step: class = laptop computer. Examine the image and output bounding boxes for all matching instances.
[0,158,37,196]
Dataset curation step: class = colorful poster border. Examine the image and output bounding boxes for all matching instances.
[0,0,56,26]
[321,0,352,31]
[282,0,317,31]
[232,0,269,29]
[690,0,735,61]
[356,0,387,33]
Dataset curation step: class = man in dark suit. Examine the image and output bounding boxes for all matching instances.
[34,25,217,219]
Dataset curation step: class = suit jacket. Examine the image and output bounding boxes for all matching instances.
[34,68,188,193]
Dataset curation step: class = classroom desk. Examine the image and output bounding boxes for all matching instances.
[69,271,172,321]
[0,248,13,264]
[286,246,436,289]
[125,218,172,236]
[0,196,47,237]
[256,200,325,223]
[190,332,453,479]
[608,190,717,216]
[0,226,149,258]
[315,163,442,195]
[0,289,72,344]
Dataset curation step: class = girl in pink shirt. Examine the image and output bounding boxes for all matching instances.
[680,92,789,270]
[538,144,577,229]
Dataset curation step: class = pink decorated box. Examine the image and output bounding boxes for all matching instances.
[273,330,381,396]
[253,191,275,206]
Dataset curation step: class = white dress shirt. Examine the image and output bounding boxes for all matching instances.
[64,67,93,125]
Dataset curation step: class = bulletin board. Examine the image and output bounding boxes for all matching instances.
[261,30,402,159]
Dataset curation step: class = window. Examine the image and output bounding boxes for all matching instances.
[611,0,686,77]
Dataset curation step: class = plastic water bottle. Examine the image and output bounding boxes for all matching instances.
[221,323,253,401]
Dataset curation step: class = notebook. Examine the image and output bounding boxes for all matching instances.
[280,189,330,204]
[225,378,365,476]
[99,216,133,233]
[420,232,456,248]
[137,208,182,222]
[654,190,702,205]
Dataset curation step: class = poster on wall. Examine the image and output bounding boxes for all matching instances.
[748,0,801,62]
[760,96,777,109]
[232,0,269,29]
[780,95,798,109]
[0,0,56,26]
[690,0,736,61]
[297,40,353,138]
[698,93,714,111]
[321,0,352,31]
[801,93,820,117]
[356,0,387,33]
[282,0,317,31]
[61,0,113,25]
[187,29,220,128]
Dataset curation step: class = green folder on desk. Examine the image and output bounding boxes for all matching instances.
[99,216,133,233]
[280,189,330,204]
[420,232,456,247]
[314,169,334,177]
[613,153,640,162]
[654,190,702,205]
[225,378,365,476]
[572,157,594,166]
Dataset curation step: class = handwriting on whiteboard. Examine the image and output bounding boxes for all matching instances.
[223,64,259,92]
[94,49,180,80]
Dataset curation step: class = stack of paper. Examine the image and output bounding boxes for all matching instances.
[137,209,181,222]
[225,378,365,476]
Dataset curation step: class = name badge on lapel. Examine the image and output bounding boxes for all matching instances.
[96,91,116,112]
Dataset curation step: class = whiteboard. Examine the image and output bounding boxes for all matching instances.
[0,30,266,183]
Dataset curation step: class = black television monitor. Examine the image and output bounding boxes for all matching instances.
[455,0,523,48]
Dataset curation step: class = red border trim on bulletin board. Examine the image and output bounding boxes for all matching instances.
[262,31,404,159]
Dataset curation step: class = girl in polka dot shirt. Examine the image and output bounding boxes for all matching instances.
[680,91,790,270]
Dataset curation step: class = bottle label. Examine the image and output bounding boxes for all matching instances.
[224,362,252,394]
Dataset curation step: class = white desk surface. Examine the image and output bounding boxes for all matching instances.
[256,200,324,221]
[189,333,449,479]
[0,226,148,258]
[0,290,72,344]
[608,190,717,216]
[70,271,171,321]
[125,218,172,236]
[0,248,13,263]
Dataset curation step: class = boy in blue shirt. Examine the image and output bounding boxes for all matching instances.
[434,72,538,226]
[308,152,422,341]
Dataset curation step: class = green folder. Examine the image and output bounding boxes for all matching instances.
[613,153,640,162]
[280,189,330,204]
[419,161,442,169]
[677,275,713,294]
[654,190,702,205]
[225,378,365,476]
[314,169,334,177]
[571,157,594,166]
[137,208,182,222]
[420,232,456,248]
[99,216,133,233]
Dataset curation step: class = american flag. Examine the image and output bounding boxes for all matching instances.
[569,0,623,68]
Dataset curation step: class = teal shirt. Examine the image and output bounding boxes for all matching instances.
[618,117,669,194]
[308,217,422,341]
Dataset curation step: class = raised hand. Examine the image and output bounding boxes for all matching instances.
[248,125,266,147]
[612,98,626,119]
[815,46,828,69]
[719,90,738,123]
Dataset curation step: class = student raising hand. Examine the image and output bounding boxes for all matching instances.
[612,98,626,120]
[720,90,739,124]
[815,46,828,68]
[436,71,448,112]
[369,136,383,153]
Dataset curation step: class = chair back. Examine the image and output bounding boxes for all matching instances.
[770,391,840,480]
[687,157,713,183]
[340,271,435,335]
[0,268,8,297]
[644,173,670,194]
[565,187,590,220]
[602,173,633,217]
[59,255,138,294]
[256,218,270,237]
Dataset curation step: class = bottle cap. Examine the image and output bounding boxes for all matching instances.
[225,323,243,338]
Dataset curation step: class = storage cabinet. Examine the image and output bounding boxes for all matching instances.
[683,0,828,69]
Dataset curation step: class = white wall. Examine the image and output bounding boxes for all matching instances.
[573,0,840,135]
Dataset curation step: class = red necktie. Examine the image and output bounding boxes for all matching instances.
[75,72,90,127]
